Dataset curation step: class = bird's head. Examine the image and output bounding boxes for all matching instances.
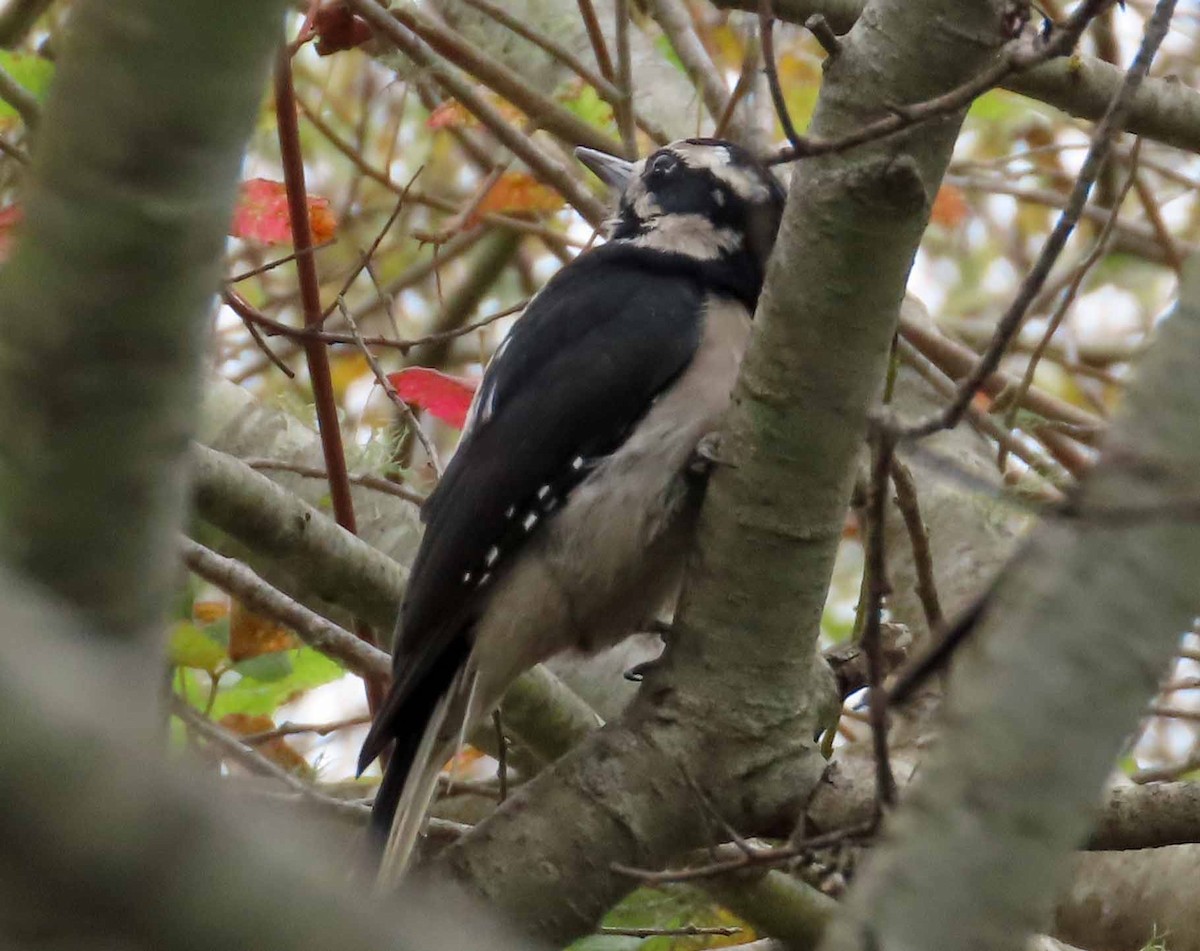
[576,138,787,280]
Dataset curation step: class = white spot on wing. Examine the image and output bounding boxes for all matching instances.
[523,512,539,531]
[485,546,499,567]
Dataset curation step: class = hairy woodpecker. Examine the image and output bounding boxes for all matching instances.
[359,138,787,875]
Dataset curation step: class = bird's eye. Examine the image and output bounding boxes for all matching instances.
[648,152,678,178]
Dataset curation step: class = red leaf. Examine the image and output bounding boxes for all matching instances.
[312,3,373,56]
[230,178,337,246]
[386,367,477,430]
[0,204,22,262]
[930,184,968,229]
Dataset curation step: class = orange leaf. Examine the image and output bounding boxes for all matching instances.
[427,100,474,130]
[220,713,275,736]
[192,597,230,625]
[220,713,312,776]
[230,178,337,246]
[426,93,524,131]
[228,600,297,662]
[443,744,486,780]
[0,204,22,262]
[931,184,968,229]
[387,367,477,429]
[472,172,563,222]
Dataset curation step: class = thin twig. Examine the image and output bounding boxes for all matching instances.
[862,421,898,808]
[714,27,760,138]
[1036,427,1096,478]
[1131,163,1185,272]
[225,285,525,354]
[613,0,638,158]
[226,241,337,284]
[0,0,52,47]
[890,458,945,633]
[610,823,874,884]
[296,95,580,251]
[493,709,509,803]
[600,926,743,938]
[1149,706,1200,723]
[273,49,387,721]
[460,0,621,100]
[239,313,296,379]
[319,165,424,322]
[999,137,1145,466]
[171,696,372,821]
[759,0,802,148]
[273,57,390,742]
[648,0,731,135]
[345,0,608,227]
[804,13,842,57]
[241,715,373,745]
[0,132,29,164]
[180,537,392,682]
[769,0,1112,165]
[577,0,616,82]
[896,312,1101,441]
[945,172,1193,270]
[362,0,624,156]
[240,458,426,505]
[0,58,39,128]
[339,298,444,476]
[458,0,666,145]
[895,337,1075,487]
[896,0,1177,439]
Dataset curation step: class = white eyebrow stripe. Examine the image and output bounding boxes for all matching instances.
[670,142,771,201]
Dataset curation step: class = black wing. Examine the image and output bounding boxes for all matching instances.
[359,245,707,768]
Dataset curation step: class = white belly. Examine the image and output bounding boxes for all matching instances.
[470,294,752,709]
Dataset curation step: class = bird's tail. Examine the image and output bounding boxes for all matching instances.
[363,657,476,886]
[377,682,454,884]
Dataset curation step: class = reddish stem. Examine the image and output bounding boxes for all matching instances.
[273,48,387,716]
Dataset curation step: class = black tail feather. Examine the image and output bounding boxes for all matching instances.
[361,638,472,867]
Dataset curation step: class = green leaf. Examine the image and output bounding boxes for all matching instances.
[233,652,294,683]
[654,34,686,75]
[557,83,614,131]
[0,52,54,121]
[186,647,345,719]
[168,622,227,674]
[966,89,1022,123]
[568,886,751,951]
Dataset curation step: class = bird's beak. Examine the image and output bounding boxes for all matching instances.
[575,147,634,191]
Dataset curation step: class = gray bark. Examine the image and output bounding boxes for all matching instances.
[715,0,1200,157]
[0,567,536,951]
[819,264,1200,951]
[425,0,1008,941]
[1057,845,1200,951]
[0,0,287,664]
